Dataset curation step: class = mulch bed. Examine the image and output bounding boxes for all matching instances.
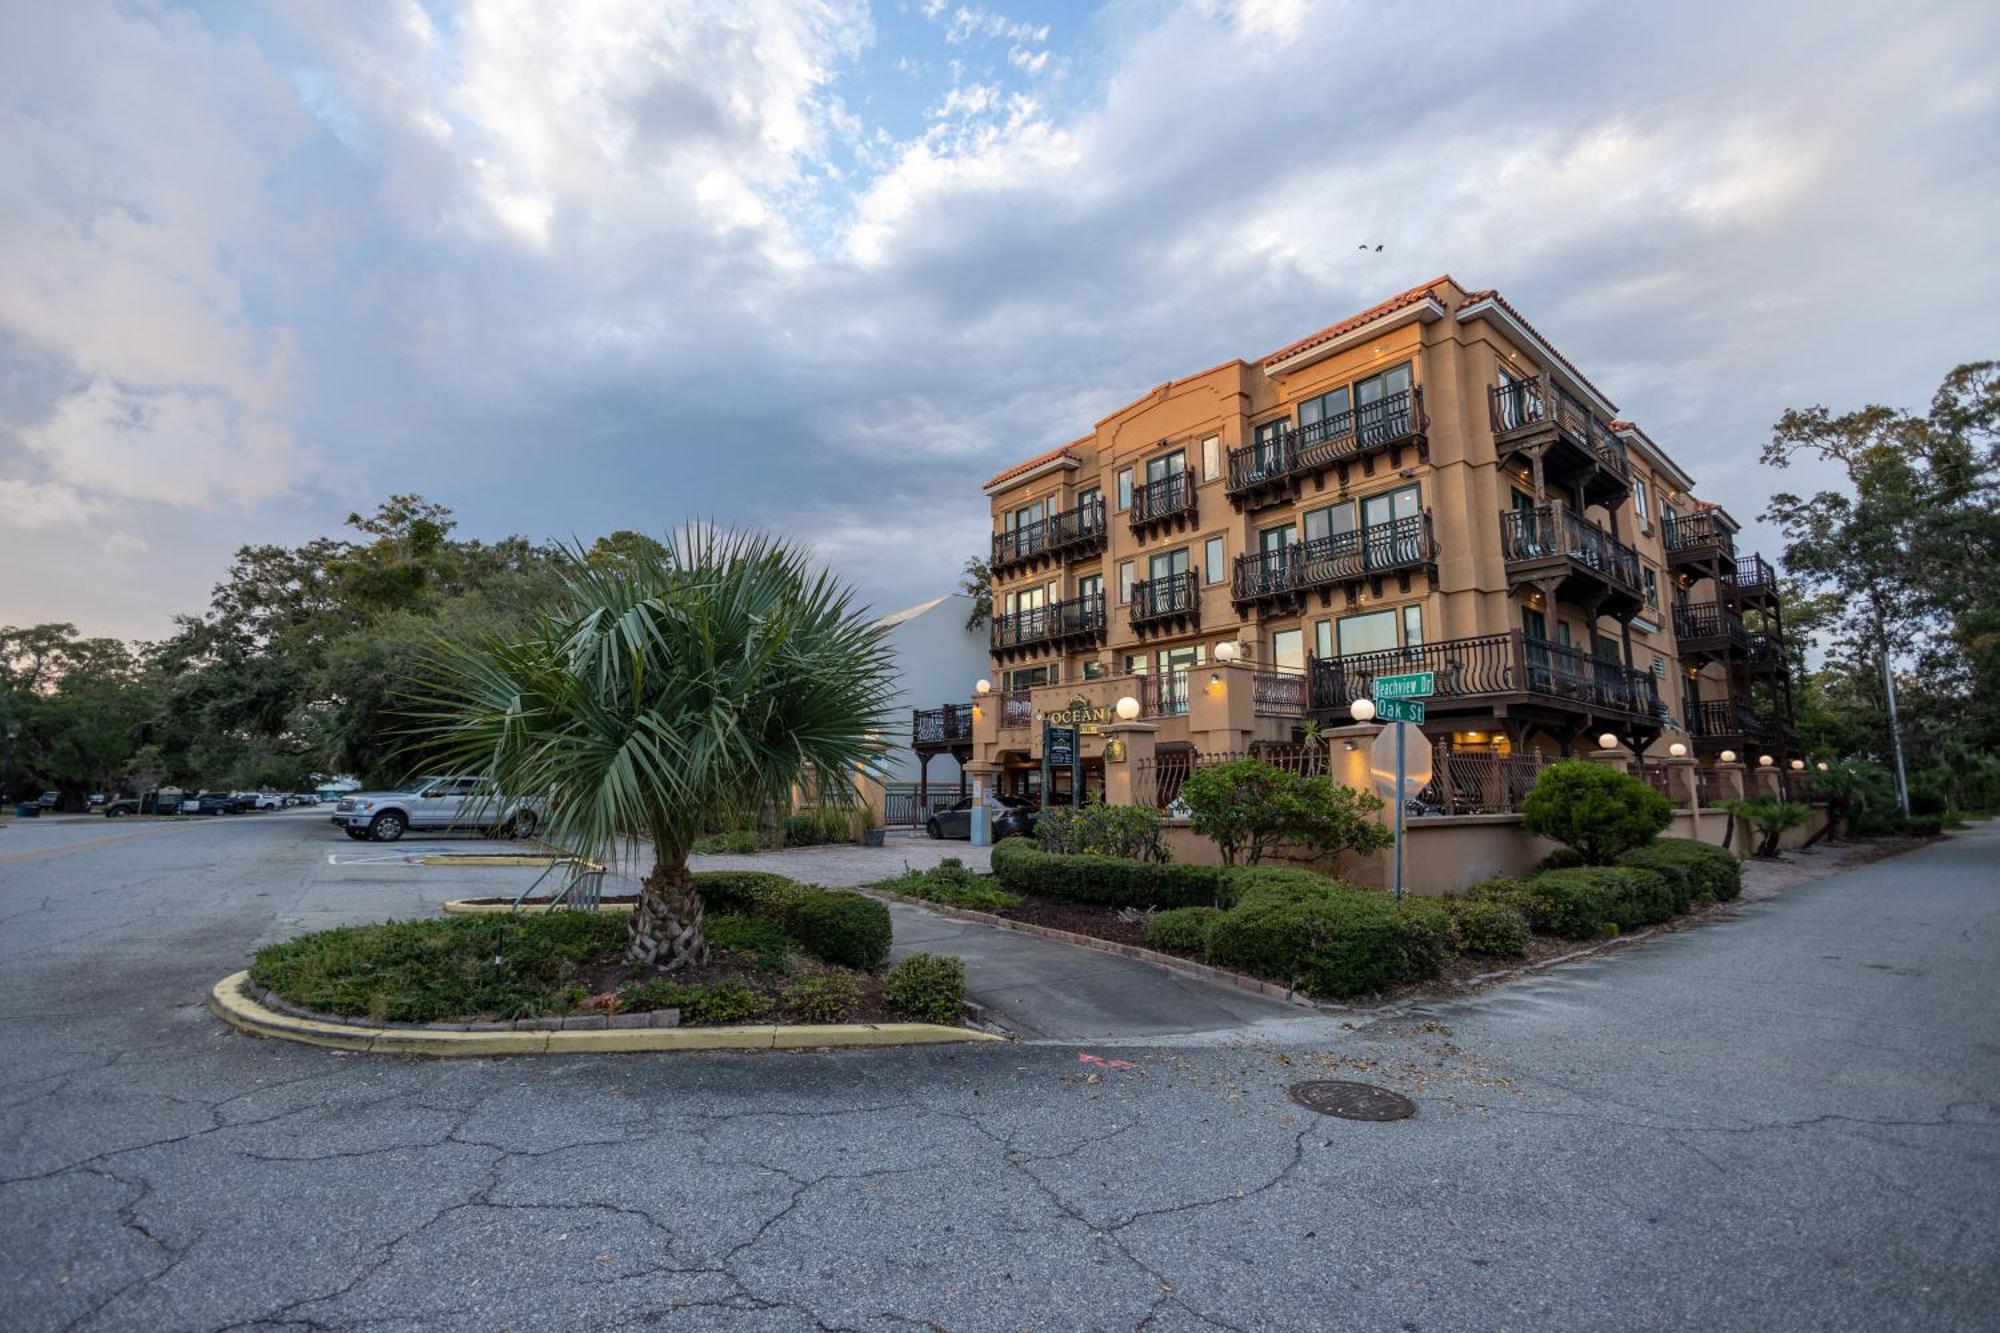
[568,951,902,1027]
[985,894,1150,946]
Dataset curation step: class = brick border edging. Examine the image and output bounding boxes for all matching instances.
[858,886,1337,1011]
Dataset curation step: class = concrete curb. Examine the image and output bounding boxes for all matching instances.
[419,854,566,868]
[441,897,636,915]
[858,886,1331,1011]
[207,971,1003,1056]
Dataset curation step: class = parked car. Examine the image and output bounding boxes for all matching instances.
[87,792,105,806]
[926,794,1038,841]
[182,791,241,816]
[242,792,283,811]
[37,791,59,811]
[104,795,140,817]
[329,775,541,843]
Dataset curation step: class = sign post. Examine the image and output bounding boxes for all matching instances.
[1368,672,1436,898]
[1042,719,1081,808]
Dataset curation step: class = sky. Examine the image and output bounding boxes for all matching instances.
[2,0,1997,642]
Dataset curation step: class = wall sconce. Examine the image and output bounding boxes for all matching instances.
[1342,740,1357,751]
[1207,671,1222,688]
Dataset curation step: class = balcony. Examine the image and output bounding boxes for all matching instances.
[1231,513,1435,614]
[1672,600,1749,659]
[1130,569,1201,638]
[1730,553,1779,607]
[1500,506,1643,617]
[990,593,1107,661]
[1225,387,1429,510]
[1745,629,1787,675]
[1688,697,1762,750]
[990,496,1107,577]
[1307,630,1667,737]
[1664,510,1737,574]
[911,703,974,751]
[1488,374,1631,507]
[1129,471,1198,537]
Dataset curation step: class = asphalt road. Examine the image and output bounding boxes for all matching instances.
[1,811,1995,1331]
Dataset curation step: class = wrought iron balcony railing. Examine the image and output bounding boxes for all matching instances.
[1226,387,1428,496]
[1231,513,1434,605]
[1499,505,1642,597]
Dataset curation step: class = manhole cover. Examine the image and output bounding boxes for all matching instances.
[1287,1080,1417,1121]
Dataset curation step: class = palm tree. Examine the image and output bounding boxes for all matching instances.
[416,529,895,968]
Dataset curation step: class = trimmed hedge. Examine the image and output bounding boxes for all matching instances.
[693,871,809,920]
[991,837,1231,909]
[1206,876,1448,999]
[1144,906,1223,956]
[883,953,966,1023]
[1618,838,1742,907]
[1472,866,1674,938]
[1446,898,1531,957]
[785,890,892,970]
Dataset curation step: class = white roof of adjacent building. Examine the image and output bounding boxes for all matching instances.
[874,593,960,629]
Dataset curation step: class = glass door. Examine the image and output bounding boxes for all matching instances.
[1356,363,1413,443]
[1361,484,1421,568]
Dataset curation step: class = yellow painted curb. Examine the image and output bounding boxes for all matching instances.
[208,971,1002,1056]
[418,854,567,867]
[441,898,636,915]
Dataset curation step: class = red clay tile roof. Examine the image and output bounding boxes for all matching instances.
[983,442,1081,491]
[1259,276,1453,367]
[1455,288,1617,412]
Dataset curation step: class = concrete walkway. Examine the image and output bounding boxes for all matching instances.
[681,836,1308,1041]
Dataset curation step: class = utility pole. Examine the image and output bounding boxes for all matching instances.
[1881,646,1911,815]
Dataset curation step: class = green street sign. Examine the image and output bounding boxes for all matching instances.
[1374,671,1435,700]
[1375,697,1426,724]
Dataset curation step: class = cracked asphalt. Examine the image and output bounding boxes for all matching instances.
[1,811,1996,1331]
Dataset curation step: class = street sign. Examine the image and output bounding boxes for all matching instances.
[1375,697,1426,724]
[1367,721,1432,901]
[1373,671,1435,700]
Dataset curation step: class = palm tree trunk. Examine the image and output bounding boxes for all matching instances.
[628,858,708,968]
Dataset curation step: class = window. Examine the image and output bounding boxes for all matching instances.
[1118,560,1135,604]
[1083,660,1104,680]
[1314,619,1333,659]
[1117,468,1133,510]
[1124,652,1147,675]
[1298,385,1352,443]
[1144,450,1186,484]
[1401,604,1423,648]
[1077,573,1103,604]
[1336,609,1398,656]
[1251,418,1287,475]
[1258,523,1295,554]
[1633,479,1651,528]
[1523,607,1548,641]
[1148,547,1189,582]
[1355,362,1414,443]
[1204,536,1225,584]
[1595,634,1622,663]
[1643,566,1660,610]
[1271,628,1304,672]
[1077,487,1102,531]
[1201,435,1221,481]
[1007,665,1052,690]
[1556,620,1572,648]
[1360,482,1420,529]
[1302,501,1357,544]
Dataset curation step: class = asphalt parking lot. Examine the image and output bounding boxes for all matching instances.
[1,811,1995,1331]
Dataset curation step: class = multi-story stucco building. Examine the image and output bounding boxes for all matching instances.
[912,275,1794,806]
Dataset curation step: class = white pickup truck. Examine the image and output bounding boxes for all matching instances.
[329,775,541,842]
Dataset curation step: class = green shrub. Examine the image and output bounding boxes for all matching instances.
[1520,761,1672,864]
[872,859,1023,909]
[1220,866,1341,904]
[1720,797,1811,857]
[786,890,893,969]
[682,978,770,1024]
[693,871,809,921]
[704,913,793,969]
[1035,804,1170,862]
[1181,758,1390,865]
[882,953,966,1023]
[1618,838,1741,905]
[616,976,694,1014]
[1446,898,1530,957]
[251,912,628,1023]
[1513,866,1675,935]
[1144,906,1222,955]
[1206,876,1444,998]
[782,808,854,847]
[991,837,1231,909]
[782,973,862,1022]
[693,830,764,855]
[1534,847,1587,873]
[1897,813,1944,837]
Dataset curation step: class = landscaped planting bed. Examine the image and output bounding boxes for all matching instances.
[251,881,963,1029]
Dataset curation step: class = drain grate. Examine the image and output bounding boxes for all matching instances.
[1287,1080,1417,1121]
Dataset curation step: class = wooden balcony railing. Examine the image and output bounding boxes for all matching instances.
[1226,387,1428,499]
[1307,630,1665,722]
[1499,505,1642,599]
[990,593,1106,653]
[992,497,1107,572]
[1730,553,1779,601]
[1664,510,1737,565]
[1689,697,1760,740]
[1672,600,1749,652]
[1130,569,1201,632]
[1488,374,1631,484]
[1231,513,1434,607]
[1129,471,1197,530]
[911,704,974,747]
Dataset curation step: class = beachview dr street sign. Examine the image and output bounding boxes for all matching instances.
[1372,671,1434,700]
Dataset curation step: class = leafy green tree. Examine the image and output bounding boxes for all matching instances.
[416,529,896,968]
[1721,797,1811,857]
[1181,758,1391,866]
[960,556,992,629]
[1519,761,1672,865]
[1808,758,1897,839]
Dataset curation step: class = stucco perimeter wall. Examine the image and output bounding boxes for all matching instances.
[1160,802,1831,894]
